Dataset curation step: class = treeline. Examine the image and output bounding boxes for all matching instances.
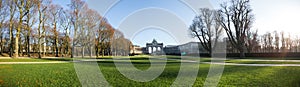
[190,0,300,58]
[240,31,300,53]
[0,0,132,58]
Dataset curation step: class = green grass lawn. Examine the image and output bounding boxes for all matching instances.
[0,56,300,86]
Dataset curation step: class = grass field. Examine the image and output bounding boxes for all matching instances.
[0,56,300,86]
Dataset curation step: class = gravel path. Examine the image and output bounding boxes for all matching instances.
[0,58,300,66]
[202,62,300,67]
[0,61,72,64]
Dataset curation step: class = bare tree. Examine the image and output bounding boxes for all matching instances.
[76,7,98,58]
[111,29,123,56]
[266,32,273,52]
[261,34,267,52]
[111,30,132,56]
[69,0,85,58]
[0,0,133,58]
[296,36,300,52]
[189,8,222,56]
[287,33,292,52]
[59,9,71,57]
[245,29,259,53]
[49,4,62,57]
[96,18,114,57]
[8,0,17,57]
[274,31,280,52]
[216,0,254,58]
[85,9,101,57]
[0,0,9,54]
[14,0,28,58]
[280,31,286,52]
[24,0,37,57]
[37,0,50,58]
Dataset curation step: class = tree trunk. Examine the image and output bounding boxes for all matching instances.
[95,46,98,58]
[9,26,13,57]
[19,42,22,57]
[239,50,245,58]
[102,49,104,57]
[71,45,74,58]
[15,21,22,58]
[55,38,59,57]
[43,38,46,57]
[81,47,84,58]
[15,32,19,58]
[0,34,3,54]
[239,46,246,58]
[38,39,41,58]
[66,44,69,57]
[90,46,92,58]
[27,36,30,57]
[206,48,212,57]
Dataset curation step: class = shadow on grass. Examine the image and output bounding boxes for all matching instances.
[129,58,151,60]
[96,61,182,64]
[39,58,73,61]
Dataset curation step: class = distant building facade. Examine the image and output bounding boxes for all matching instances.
[130,39,206,55]
[163,42,207,55]
[130,45,143,54]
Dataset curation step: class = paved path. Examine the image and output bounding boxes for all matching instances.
[202,62,300,67]
[0,57,66,59]
[1,58,300,67]
[167,58,300,67]
[0,61,72,64]
[0,57,31,59]
[228,59,300,62]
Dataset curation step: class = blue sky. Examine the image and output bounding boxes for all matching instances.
[53,0,300,47]
[85,0,212,47]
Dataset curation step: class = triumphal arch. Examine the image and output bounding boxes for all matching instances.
[146,39,163,54]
